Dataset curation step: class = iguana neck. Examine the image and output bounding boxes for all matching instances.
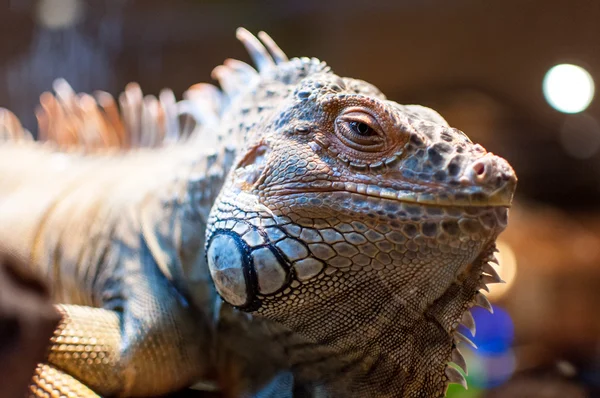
[140,141,235,312]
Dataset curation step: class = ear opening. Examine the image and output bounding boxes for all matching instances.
[233,142,271,189]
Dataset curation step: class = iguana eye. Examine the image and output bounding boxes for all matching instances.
[335,110,385,152]
[350,121,373,136]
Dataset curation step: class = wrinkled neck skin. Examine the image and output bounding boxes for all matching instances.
[140,140,234,312]
[206,178,507,397]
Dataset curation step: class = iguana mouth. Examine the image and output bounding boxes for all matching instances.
[268,181,514,208]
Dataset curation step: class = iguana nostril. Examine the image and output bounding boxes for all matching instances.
[462,155,517,193]
[473,162,486,178]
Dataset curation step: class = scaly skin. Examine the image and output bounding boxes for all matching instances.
[205,29,516,397]
[0,29,516,398]
[0,81,230,396]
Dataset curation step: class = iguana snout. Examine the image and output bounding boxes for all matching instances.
[461,151,517,206]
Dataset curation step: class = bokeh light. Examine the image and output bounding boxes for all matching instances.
[469,306,514,355]
[543,64,595,114]
[448,305,516,397]
[35,0,84,29]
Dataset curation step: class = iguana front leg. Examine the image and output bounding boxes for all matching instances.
[31,245,215,397]
[32,363,100,397]
[38,305,121,397]
[33,300,211,397]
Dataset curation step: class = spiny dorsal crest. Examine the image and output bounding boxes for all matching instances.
[0,108,33,142]
[212,28,331,107]
[0,79,224,152]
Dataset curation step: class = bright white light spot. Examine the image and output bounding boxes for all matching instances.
[543,64,595,114]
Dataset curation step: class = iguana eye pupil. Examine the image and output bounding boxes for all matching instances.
[350,121,372,136]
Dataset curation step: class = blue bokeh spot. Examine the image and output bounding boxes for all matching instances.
[460,305,514,355]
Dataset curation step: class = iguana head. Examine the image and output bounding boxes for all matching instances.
[206,29,517,397]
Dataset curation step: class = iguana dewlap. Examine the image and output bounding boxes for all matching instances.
[0,29,516,398]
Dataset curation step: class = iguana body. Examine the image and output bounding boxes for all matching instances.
[0,29,516,398]
[0,105,227,396]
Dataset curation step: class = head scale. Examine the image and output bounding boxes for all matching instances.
[206,28,517,396]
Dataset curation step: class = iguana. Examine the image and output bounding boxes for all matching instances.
[0,28,516,398]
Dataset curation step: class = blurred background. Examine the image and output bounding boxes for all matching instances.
[1,0,600,397]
